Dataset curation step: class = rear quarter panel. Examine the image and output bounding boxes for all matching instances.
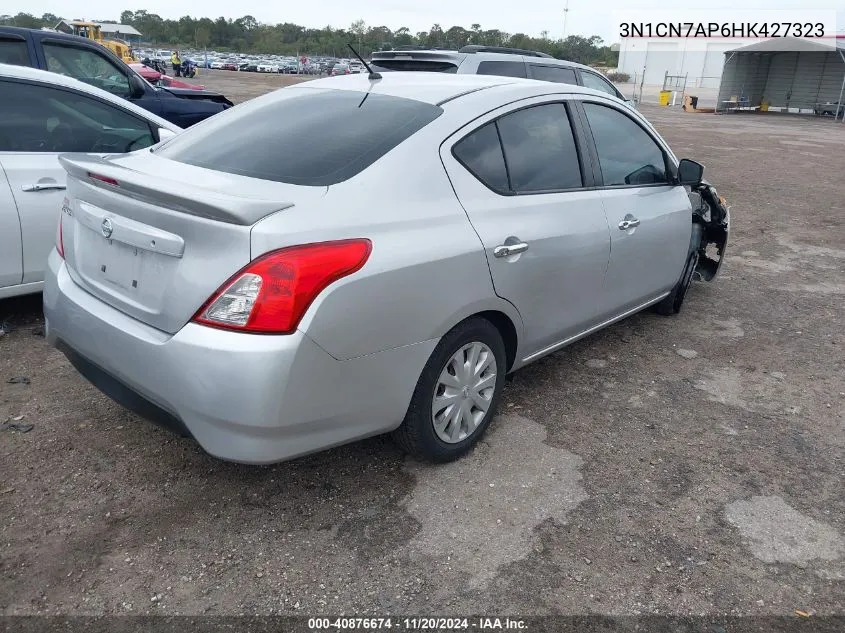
[250,122,524,361]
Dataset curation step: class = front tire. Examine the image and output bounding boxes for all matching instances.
[392,318,507,462]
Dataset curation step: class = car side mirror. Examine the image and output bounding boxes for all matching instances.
[128,73,146,98]
[677,158,704,186]
[157,127,177,142]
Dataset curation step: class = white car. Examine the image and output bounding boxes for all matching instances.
[0,64,180,299]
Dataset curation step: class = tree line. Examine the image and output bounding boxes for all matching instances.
[1,11,619,66]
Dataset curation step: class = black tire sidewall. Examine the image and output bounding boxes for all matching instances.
[673,251,699,312]
[656,250,697,316]
[406,319,507,462]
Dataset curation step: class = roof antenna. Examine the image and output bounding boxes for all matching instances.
[348,44,382,80]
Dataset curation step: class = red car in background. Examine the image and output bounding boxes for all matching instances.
[129,63,206,91]
[130,62,161,82]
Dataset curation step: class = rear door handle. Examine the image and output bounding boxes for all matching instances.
[21,183,66,192]
[618,217,641,230]
[494,242,529,258]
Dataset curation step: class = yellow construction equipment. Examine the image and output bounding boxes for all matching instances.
[67,22,135,64]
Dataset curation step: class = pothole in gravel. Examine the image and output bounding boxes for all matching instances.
[401,415,588,587]
[694,367,801,414]
[725,496,845,565]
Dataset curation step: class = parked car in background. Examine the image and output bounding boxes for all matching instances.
[331,63,350,76]
[129,62,206,90]
[160,74,206,91]
[0,26,233,127]
[44,72,728,465]
[0,63,180,299]
[130,62,161,83]
[371,45,630,103]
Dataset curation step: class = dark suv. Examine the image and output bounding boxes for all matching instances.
[371,45,629,103]
[0,26,233,127]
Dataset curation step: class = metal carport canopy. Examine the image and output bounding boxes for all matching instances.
[716,37,845,121]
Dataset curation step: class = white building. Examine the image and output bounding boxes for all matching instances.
[617,38,749,88]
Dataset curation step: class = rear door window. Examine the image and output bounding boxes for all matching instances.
[528,65,577,85]
[477,61,527,78]
[157,89,443,185]
[497,104,583,192]
[0,38,31,66]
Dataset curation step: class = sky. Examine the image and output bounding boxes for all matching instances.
[7,0,845,43]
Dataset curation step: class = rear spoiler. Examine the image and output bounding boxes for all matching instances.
[59,153,292,226]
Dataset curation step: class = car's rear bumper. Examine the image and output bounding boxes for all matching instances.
[43,251,436,464]
[56,340,192,437]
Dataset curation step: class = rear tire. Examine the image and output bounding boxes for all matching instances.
[656,251,699,316]
[392,318,507,462]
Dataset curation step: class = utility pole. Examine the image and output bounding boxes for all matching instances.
[563,0,570,39]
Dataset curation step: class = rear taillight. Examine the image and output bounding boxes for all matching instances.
[193,239,372,334]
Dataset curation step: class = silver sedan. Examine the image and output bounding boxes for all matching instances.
[43,72,729,464]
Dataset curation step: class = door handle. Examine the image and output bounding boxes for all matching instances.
[21,183,67,192]
[494,242,529,258]
[618,217,641,230]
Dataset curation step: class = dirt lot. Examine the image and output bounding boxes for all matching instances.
[1,71,844,618]
[182,68,315,103]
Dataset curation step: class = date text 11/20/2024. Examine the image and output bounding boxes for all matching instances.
[308,617,527,630]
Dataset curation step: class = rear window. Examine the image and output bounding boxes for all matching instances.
[371,59,458,73]
[157,89,443,186]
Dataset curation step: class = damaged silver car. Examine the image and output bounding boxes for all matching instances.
[44,74,730,464]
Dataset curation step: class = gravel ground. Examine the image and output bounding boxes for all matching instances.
[177,68,315,103]
[1,72,844,617]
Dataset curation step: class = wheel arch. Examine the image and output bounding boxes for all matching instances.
[474,310,519,373]
[435,299,523,373]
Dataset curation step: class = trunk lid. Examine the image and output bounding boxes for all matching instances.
[58,152,326,333]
